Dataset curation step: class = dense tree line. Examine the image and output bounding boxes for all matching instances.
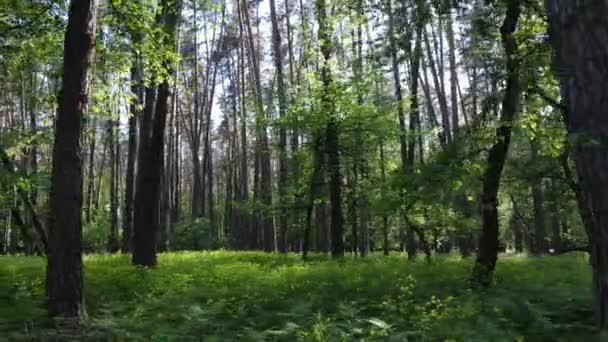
[1,0,607,331]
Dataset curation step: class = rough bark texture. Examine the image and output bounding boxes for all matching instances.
[545,0,608,330]
[472,0,521,286]
[47,0,97,318]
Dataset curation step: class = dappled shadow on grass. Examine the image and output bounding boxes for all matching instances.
[0,252,596,341]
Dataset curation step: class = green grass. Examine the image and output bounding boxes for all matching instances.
[0,252,597,341]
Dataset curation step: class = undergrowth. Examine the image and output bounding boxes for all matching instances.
[0,252,596,341]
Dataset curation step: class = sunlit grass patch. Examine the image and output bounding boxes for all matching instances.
[0,252,596,341]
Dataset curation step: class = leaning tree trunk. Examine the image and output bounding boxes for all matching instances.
[545,0,608,330]
[472,0,521,286]
[47,0,97,318]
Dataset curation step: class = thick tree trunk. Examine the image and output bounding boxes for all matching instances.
[472,0,521,286]
[545,0,608,330]
[47,0,97,318]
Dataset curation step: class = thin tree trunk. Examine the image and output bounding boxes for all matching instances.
[424,29,451,144]
[269,0,289,253]
[472,0,521,286]
[446,12,459,136]
[85,117,96,223]
[122,54,141,252]
[530,142,547,255]
[107,117,119,252]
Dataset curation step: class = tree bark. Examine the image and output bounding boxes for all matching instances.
[269,0,289,253]
[545,0,608,330]
[472,0,521,286]
[47,0,97,318]
[132,0,181,266]
[122,54,141,252]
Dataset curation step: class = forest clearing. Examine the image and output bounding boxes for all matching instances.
[2,0,608,340]
[0,252,595,341]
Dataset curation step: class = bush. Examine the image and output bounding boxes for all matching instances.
[83,217,110,253]
[170,218,224,251]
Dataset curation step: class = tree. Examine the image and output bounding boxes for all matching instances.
[472,0,522,286]
[545,0,608,330]
[269,0,289,253]
[316,0,344,258]
[132,0,182,266]
[47,0,98,318]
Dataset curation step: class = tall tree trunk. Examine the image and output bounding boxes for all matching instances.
[405,8,424,261]
[241,0,273,251]
[472,0,521,286]
[47,0,97,318]
[107,117,119,252]
[425,28,451,144]
[386,0,412,259]
[446,12,459,136]
[545,0,608,330]
[122,55,141,252]
[317,0,344,258]
[379,140,390,256]
[85,117,97,223]
[269,0,289,253]
[132,0,181,267]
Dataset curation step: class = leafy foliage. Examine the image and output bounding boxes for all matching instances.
[0,252,595,341]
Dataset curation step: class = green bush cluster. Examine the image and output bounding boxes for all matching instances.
[0,252,595,341]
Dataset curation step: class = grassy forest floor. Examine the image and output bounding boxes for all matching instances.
[0,252,597,341]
